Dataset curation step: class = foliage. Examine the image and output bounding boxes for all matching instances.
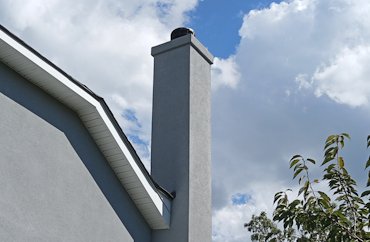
[244,211,295,242]
[245,134,370,241]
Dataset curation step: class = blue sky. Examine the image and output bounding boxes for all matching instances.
[1,0,370,241]
[189,0,282,58]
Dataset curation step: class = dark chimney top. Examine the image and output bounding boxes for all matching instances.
[170,27,195,40]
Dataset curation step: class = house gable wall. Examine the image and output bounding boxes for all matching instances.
[0,61,151,241]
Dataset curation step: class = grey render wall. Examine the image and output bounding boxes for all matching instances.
[188,45,212,241]
[0,61,151,242]
[151,44,191,241]
[151,34,213,242]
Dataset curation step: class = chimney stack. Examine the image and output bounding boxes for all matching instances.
[151,28,213,242]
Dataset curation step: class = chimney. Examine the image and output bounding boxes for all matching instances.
[151,28,213,242]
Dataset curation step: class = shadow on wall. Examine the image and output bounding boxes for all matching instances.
[0,61,151,241]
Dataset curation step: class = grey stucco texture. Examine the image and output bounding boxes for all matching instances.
[0,61,150,242]
[151,34,213,242]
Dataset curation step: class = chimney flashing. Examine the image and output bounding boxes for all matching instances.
[151,34,214,64]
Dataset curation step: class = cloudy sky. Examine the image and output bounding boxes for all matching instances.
[2,0,370,241]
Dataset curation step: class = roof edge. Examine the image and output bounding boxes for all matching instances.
[0,24,172,228]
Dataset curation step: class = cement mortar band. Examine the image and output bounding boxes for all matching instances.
[151,34,214,64]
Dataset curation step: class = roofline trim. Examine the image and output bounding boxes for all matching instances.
[0,24,171,228]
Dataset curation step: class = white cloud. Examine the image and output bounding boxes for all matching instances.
[233,2,370,118]
[212,56,241,90]
[211,0,370,241]
[312,45,370,107]
[212,204,251,242]
[0,0,199,168]
[236,0,370,108]
[212,182,295,242]
[295,73,311,90]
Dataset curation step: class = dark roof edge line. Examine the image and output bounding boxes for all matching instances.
[0,24,173,201]
[0,25,100,99]
[99,101,174,200]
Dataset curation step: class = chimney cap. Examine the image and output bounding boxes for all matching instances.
[171,27,195,40]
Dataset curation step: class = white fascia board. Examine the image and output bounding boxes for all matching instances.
[0,30,97,105]
[95,105,171,224]
[0,27,170,229]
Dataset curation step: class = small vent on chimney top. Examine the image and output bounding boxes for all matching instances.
[171,27,195,40]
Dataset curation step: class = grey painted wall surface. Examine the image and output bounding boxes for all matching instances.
[151,35,213,242]
[0,61,151,242]
[151,45,191,242]
[188,46,212,242]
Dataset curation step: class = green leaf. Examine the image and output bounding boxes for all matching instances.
[333,210,348,222]
[324,138,336,149]
[339,139,344,148]
[298,187,305,196]
[338,157,344,169]
[299,176,306,185]
[325,135,337,144]
[361,190,370,197]
[273,192,283,204]
[322,156,334,166]
[293,164,303,171]
[293,168,303,179]
[290,155,302,161]
[341,133,350,139]
[324,147,338,157]
[307,158,316,164]
[318,191,331,202]
[289,199,300,208]
[366,156,370,169]
[289,159,300,169]
[320,198,330,209]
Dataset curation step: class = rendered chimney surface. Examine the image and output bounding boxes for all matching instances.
[151,28,213,242]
